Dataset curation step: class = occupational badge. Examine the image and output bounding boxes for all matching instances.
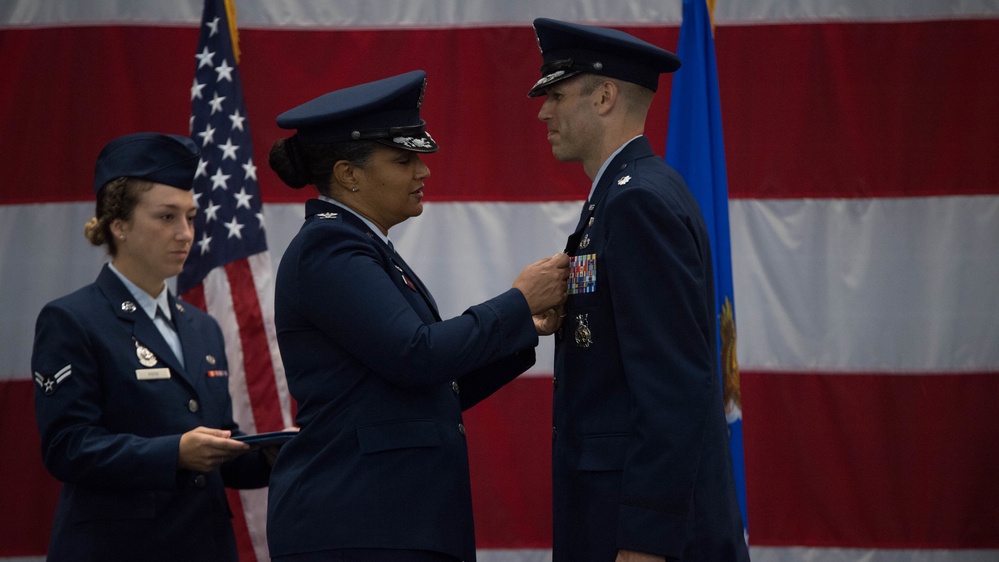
[34,364,72,396]
[574,314,592,348]
[579,234,590,249]
[135,341,158,367]
[206,354,217,365]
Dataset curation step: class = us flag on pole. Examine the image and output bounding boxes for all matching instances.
[179,0,292,559]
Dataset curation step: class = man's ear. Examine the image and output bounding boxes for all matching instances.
[594,79,619,116]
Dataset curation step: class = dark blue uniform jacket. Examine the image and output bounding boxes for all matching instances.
[552,137,748,561]
[32,265,271,562]
[267,199,538,561]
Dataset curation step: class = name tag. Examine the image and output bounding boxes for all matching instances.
[136,368,171,380]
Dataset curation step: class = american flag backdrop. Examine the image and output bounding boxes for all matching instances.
[179,1,292,559]
[1,1,998,561]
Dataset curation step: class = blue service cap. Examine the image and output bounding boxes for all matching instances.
[93,132,201,194]
[528,18,681,98]
[276,70,439,153]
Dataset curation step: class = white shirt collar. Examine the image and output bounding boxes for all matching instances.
[318,195,391,246]
[108,262,171,321]
[587,135,643,202]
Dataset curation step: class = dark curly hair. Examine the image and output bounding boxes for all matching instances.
[269,134,377,197]
[84,177,154,256]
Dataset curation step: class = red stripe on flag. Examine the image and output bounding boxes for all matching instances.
[224,258,284,433]
[226,488,258,562]
[719,19,999,199]
[4,22,997,205]
[182,282,207,312]
[465,376,554,548]
[0,380,61,556]
[742,370,999,549]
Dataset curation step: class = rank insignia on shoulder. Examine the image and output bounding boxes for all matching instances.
[317,212,339,219]
[34,364,72,396]
[617,175,632,186]
[574,314,593,349]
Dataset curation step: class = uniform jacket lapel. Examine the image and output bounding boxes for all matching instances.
[565,137,655,253]
[94,265,198,391]
[305,199,442,321]
[169,293,209,392]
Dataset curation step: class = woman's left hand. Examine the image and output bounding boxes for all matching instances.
[177,427,250,472]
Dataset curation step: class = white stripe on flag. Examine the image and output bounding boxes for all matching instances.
[3,0,995,28]
[731,196,999,372]
[749,547,999,562]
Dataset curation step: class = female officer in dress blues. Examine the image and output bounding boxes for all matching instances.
[31,133,273,561]
[265,70,569,562]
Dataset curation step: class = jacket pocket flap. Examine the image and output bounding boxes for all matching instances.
[68,487,158,523]
[356,420,442,454]
[578,433,629,472]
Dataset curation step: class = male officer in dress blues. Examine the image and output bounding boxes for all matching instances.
[528,18,749,562]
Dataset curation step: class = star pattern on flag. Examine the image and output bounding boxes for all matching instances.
[179,9,268,294]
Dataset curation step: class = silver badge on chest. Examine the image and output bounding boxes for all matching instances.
[135,341,158,367]
[574,314,592,349]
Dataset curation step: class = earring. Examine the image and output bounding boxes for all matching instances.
[351,187,359,192]
[119,235,125,241]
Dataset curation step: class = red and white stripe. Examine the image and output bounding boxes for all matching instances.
[1,1,997,560]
